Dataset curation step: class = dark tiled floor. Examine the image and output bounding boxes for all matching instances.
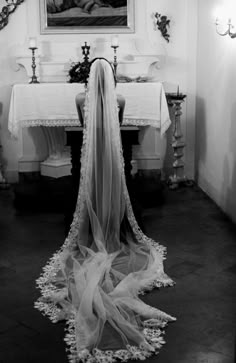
[0,184,235,363]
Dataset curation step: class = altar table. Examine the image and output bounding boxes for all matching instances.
[8,82,171,179]
[8,82,171,137]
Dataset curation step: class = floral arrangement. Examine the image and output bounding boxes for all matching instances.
[68,60,91,84]
[154,12,171,43]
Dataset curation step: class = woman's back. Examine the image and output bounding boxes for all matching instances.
[35,58,175,363]
[76,92,125,126]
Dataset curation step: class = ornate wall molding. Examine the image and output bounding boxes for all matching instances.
[0,0,24,31]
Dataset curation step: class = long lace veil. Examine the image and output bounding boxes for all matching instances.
[35,59,175,363]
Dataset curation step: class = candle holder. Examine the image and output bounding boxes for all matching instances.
[111,44,119,79]
[166,92,193,189]
[29,47,39,84]
[81,42,90,64]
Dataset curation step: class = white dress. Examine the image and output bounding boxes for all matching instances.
[35,59,176,363]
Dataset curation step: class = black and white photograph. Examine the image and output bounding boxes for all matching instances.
[0,0,235,362]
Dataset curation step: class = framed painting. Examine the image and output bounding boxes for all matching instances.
[40,0,135,34]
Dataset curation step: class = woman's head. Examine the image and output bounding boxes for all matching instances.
[89,58,117,86]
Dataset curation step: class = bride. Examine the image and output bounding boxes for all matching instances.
[35,58,175,363]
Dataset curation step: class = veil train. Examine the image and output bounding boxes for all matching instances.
[35,59,176,363]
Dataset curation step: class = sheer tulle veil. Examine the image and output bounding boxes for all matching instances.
[35,59,176,363]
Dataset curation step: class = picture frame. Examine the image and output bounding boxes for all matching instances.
[40,0,135,34]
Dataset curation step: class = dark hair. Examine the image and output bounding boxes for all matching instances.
[89,57,117,86]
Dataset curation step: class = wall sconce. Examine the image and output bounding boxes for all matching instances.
[215,4,236,38]
[215,17,236,38]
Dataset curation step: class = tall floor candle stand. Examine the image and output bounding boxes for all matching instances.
[166,93,192,189]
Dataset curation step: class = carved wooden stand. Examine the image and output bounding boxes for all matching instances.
[167,94,192,190]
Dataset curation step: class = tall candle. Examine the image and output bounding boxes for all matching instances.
[177,85,179,96]
[29,37,37,48]
[111,36,119,47]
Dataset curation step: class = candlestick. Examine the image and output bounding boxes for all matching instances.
[81,41,90,64]
[29,46,39,84]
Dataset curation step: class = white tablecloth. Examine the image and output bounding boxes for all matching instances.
[8,82,171,137]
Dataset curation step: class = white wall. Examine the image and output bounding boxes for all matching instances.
[0,0,197,182]
[196,0,236,222]
[0,1,28,182]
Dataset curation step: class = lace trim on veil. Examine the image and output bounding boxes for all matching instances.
[35,118,175,361]
[35,60,176,363]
